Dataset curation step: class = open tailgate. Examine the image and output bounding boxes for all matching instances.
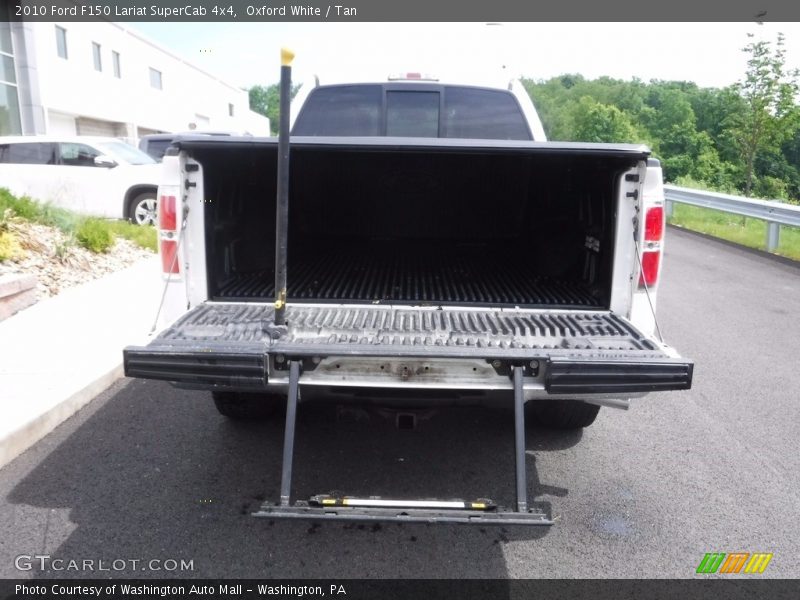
[124,302,692,394]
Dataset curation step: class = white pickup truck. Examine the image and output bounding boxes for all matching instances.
[124,75,692,525]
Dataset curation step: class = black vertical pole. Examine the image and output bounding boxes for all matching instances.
[279,360,301,506]
[274,48,294,326]
[513,366,528,513]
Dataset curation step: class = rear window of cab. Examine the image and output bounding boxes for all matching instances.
[292,84,532,140]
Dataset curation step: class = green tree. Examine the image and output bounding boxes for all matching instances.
[523,70,799,199]
[571,96,641,143]
[248,83,300,136]
[779,122,800,200]
[686,86,745,165]
[247,85,271,116]
[523,76,576,140]
[731,32,800,196]
[637,87,726,183]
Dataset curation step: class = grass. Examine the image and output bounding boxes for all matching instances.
[107,220,158,252]
[0,188,79,232]
[0,187,156,256]
[668,204,800,261]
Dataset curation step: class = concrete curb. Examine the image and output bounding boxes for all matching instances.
[0,256,161,471]
[0,274,37,321]
[0,366,123,470]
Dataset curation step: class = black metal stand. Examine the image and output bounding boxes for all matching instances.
[512,366,528,513]
[254,361,552,526]
[278,360,301,506]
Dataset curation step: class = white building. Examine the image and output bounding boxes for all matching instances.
[0,13,269,139]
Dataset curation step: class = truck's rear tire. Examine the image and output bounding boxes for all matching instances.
[526,400,600,429]
[212,391,283,420]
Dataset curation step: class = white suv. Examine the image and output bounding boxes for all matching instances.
[0,136,162,225]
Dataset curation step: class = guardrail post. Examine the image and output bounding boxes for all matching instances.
[665,199,673,218]
[766,222,780,252]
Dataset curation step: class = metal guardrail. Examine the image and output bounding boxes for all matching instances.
[664,185,800,252]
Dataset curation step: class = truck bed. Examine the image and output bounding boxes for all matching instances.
[187,137,650,310]
[215,244,602,307]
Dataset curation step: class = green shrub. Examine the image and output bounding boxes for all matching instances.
[672,175,739,195]
[76,218,115,253]
[53,234,76,262]
[107,220,157,252]
[0,188,79,233]
[0,188,40,221]
[0,189,161,255]
[38,203,80,233]
[0,231,23,261]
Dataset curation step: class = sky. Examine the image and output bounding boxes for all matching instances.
[130,22,800,91]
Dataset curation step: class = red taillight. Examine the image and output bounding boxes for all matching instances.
[645,206,664,241]
[159,195,179,274]
[160,239,179,274]
[639,251,661,287]
[159,195,176,231]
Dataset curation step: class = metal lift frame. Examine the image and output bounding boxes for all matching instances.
[253,360,552,525]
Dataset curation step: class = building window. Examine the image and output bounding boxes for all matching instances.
[92,42,102,72]
[0,14,12,55]
[112,51,121,78]
[149,67,162,90]
[228,103,234,117]
[55,26,68,59]
[1,55,15,84]
[0,3,20,136]
[0,83,21,135]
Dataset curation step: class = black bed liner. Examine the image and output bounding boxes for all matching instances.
[124,302,693,393]
[215,248,602,307]
[193,135,650,310]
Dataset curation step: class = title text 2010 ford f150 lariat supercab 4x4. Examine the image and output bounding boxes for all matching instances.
[123,68,692,525]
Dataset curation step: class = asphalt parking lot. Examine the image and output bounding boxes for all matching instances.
[0,228,798,579]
